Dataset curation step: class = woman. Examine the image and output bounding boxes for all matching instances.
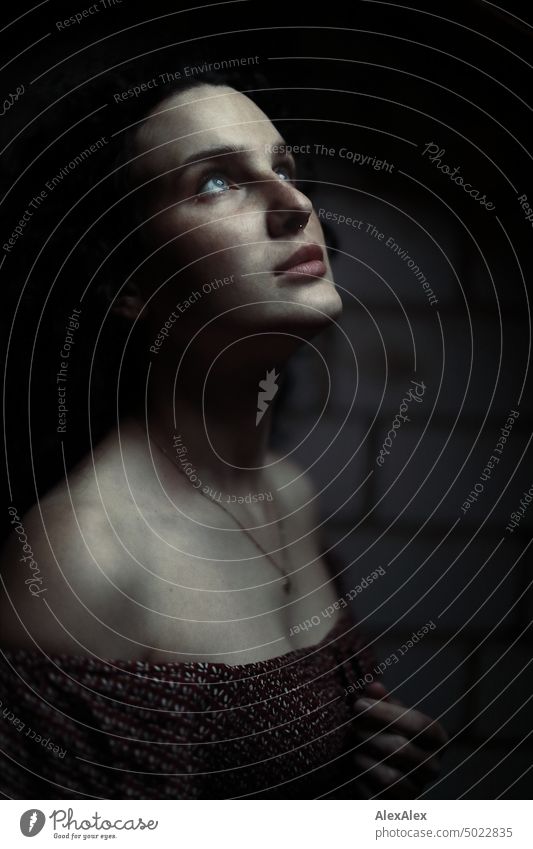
[0,63,448,798]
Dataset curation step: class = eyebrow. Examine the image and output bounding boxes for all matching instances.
[176,140,296,175]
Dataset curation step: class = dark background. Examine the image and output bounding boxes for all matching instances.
[1,0,532,799]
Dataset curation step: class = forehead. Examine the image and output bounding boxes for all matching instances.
[134,84,283,175]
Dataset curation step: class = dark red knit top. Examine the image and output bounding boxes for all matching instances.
[0,608,378,799]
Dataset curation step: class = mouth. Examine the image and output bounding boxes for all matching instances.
[274,243,327,280]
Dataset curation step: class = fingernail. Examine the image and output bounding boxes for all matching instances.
[355,697,371,707]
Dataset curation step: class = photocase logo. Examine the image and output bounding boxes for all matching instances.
[256,368,279,425]
[20,809,46,836]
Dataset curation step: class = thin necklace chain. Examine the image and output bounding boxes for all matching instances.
[151,436,292,593]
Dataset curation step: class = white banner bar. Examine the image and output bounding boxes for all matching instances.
[2,799,530,847]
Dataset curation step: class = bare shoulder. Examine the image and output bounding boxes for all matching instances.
[0,450,144,652]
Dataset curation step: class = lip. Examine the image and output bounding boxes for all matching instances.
[274,243,326,279]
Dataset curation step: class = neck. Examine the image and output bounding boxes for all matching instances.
[136,336,290,496]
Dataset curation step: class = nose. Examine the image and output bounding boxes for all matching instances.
[265,177,313,238]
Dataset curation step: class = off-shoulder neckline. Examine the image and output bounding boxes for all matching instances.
[0,610,355,674]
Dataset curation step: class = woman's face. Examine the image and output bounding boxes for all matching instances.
[132,83,342,340]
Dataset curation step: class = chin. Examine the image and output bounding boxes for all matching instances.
[244,285,343,336]
[281,279,343,322]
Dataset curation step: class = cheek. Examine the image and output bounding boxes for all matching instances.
[151,206,259,276]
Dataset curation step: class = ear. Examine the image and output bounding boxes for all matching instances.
[111,279,147,321]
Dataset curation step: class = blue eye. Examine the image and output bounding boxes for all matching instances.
[275,165,293,182]
[198,174,231,195]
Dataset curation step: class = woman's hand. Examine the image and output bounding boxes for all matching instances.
[351,680,450,798]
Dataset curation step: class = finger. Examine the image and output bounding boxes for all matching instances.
[361,682,405,708]
[385,694,406,707]
[353,727,443,781]
[354,697,450,749]
[364,681,389,698]
[353,752,423,799]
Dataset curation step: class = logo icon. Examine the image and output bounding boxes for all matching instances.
[256,368,279,425]
[20,809,46,837]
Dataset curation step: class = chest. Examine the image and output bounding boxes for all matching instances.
[129,509,346,663]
